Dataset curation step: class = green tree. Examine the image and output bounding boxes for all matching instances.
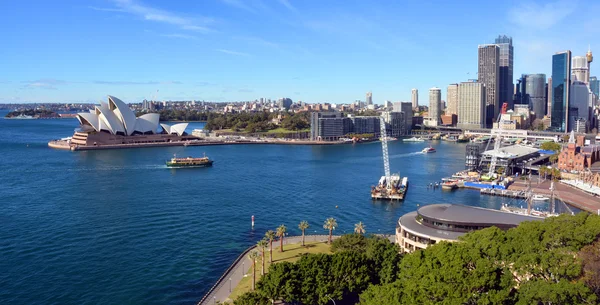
[540,141,562,152]
[257,239,268,276]
[298,220,309,246]
[354,221,366,235]
[264,230,275,264]
[257,261,299,303]
[323,217,338,245]
[248,250,259,291]
[233,291,269,305]
[331,232,367,252]
[359,281,403,305]
[276,224,287,252]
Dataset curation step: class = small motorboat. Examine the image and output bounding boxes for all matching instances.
[441,181,458,190]
[422,146,436,153]
[404,137,425,142]
[531,194,550,201]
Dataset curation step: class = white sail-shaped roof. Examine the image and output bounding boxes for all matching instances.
[75,95,161,136]
[95,102,125,134]
[135,113,160,133]
[76,112,100,131]
[109,95,137,135]
[161,123,188,136]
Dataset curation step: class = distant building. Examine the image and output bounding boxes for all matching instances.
[547,77,553,118]
[426,87,441,127]
[366,91,373,106]
[551,51,572,132]
[590,76,599,97]
[278,98,293,110]
[310,112,342,140]
[395,204,540,253]
[382,110,412,137]
[351,116,381,136]
[478,44,500,127]
[569,81,592,132]
[572,56,589,84]
[446,84,459,116]
[495,35,514,111]
[441,114,457,126]
[411,89,418,108]
[524,74,547,118]
[457,82,486,129]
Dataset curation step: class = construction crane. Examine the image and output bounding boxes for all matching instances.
[380,115,391,189]
[478,112,503,176]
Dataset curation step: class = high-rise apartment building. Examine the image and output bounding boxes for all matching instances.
[446,84,459,115]
[524,74,546,118]
[457,82,486,129]
[366,92,373,106]
[551,51,572,132]
[495,35,514,110]
[478,44,500,127]
[427,87,441,126]
[411,89,418,108]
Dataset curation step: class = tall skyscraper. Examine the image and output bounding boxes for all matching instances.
[446,84,459,115]
[495,35,514,110]
[478,44,500,127]
[547,77,552,118]
[569,80,590,132]
[551,51,572,132]
[457,82,486,129]
[411,89,418,108]
[524,74,546,118]
[572,56,589,83]
[590,76,599,97]
[366,91,373,106]
[428,87,441,126]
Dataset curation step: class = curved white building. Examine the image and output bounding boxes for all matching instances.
[76,95,185,136]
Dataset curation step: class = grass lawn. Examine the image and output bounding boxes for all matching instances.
[227,241,332,301]
[265,127,310,134]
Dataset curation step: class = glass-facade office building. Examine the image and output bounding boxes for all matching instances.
[591,76,599,97]
[525,74,546,118]
[495,35,514,110]
[551,51,571,132]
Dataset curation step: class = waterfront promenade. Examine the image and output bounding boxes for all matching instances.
[197,234,394,305]
[508,180,600,214]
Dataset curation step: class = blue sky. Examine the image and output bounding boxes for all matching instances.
[1,0,599,104]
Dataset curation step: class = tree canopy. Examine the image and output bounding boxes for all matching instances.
[540,141,562,152]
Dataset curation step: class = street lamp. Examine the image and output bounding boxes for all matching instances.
[325,294,336,305]
[242,262,245,276]
[213,296,216,304]
[229,277,232,292]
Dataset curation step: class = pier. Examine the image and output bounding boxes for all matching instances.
[480,188,527,199]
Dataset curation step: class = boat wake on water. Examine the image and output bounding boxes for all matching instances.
[389,151,427,159]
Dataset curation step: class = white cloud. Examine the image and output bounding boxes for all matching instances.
[107,0,213,32]
[160,33,197,39]
[508,0,575,31]
[22,79,67,90]
[215,49,250,57]
[220,0,256,13]
[277,0,296,12]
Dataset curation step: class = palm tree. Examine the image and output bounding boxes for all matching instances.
[248,250,259,291]
[323,217,338,244]
[276,224,287,252]
[265,230,275,263]
[354,221,366,235]
[298,221,309,246]
[257,239,268,276]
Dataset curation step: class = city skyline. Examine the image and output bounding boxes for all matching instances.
[1,0,599,104]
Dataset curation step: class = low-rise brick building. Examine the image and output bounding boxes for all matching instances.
[558,131,600,172]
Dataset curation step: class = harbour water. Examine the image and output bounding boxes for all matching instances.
[0,112,570,304]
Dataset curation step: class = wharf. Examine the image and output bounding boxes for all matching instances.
[480,188,527,199]
[508,180,600,214]
[371,192,405,201]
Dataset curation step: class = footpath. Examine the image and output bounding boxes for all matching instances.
[197,234,394,305]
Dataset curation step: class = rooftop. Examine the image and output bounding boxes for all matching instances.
[482,144,539,159]
[417,204,541,226]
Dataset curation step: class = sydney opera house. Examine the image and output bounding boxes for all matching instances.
[49,95,197,150]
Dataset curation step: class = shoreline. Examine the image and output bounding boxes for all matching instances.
[48,138,361,151]
[197,234,394,305]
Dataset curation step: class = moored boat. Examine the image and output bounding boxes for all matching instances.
[403,137,425,142]
[441,180,458,190]
[531,194,550,201]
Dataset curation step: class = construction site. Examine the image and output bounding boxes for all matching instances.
[371,116,408,200]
